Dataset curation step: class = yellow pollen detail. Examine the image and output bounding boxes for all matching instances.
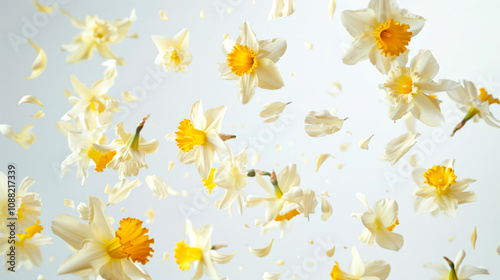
[479,88,500,105]
[175,119,207,152]
[170,49,181,64]
[428,94,437,99]
[17,220,43,243]
[396,75,413,94]
[174,240,203,271]
[330,261,345,280]
[424,165,457,191]
[202,168,217,194]
[87,146,116,172]
[374,19,412,57]
[386,218,399,232]
[227,44,258,76]
[275,209,300,222]
[106,218,154,265]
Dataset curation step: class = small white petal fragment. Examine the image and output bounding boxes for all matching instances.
[31,110,45,118]
[304,41,313,50]
[145,207,155,224]
[122,91,139,102]
[77,203,90,220]
[264,271,283,280]
[108,178,142,205]
[37,275,46,280]
[328,0,336,19]
[383,131,420,165]
[320,196,333,221]
[252,152,261,167]
[159,10,169,21]
[264,115,281,123]
[409,154,418,167]
[316,153,335,172]
[326,246,335,257]
[102,59,118,79]
[497,245,500,255]
[275,260,285,266]
[63,199,75,209]
[33,0,57,13]
[18,95,43,107]
[471,227,477,250]
[449,236,456,242]
[104,183,110,194]
[167,161,175,172]
[25,39,47,80]
[358,134,374,150]
[211,250,238,264]
[200,9,205,19]
[161,252,170,262]
[250,239,274,258]
[0,124,15,138]
[145,175,179,199]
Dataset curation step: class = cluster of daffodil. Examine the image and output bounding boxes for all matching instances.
[1,0,496,279]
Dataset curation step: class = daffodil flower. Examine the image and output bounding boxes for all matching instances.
[61,9,136,65]
[94,115,159,179]
[269,0,295,20]
[351,193,404,251]
[412,159,476,217]
[176,100,230,178]
[152,29,192,73]
[219,22,286,104]
[341,0,425,73]
[62,75,119,131]
[446,80,500,135]
[51,196,154,280]
[330,247,390,280]
[246,164,304,222]
[174,220,236,280]
[424,250,489,280]
[381,50,459,126]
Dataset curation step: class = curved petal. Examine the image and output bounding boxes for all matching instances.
[388,101,413,121]
[173,28,189,50]
[369,46,394,74]
[418,79,459,93]
[190,100,207,130]
[373,198,398,227]
[411,93,444,127]
[254,58,284,90]
[349,247,365,276]
[194,144,214,178]
[204,106,227,132]
[51,214,91,250]
[343,34,375,65]
[363,260,391,279]
[237,74,258,104]
[396,9,426,35]
[374,229,404,251]
[57,240,108,275]
[257,38,287,63]
[410,50,439,81]
[277,164,300,192]
[121,259,152,280]
[341,9,377,38]
[219,63,239,80]
[88,196,114,242]
[411,168,426,186]
[177,149,194,164]
[237,21,259,52]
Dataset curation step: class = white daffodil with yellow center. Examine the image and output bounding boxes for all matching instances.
[61,124,115,185]
[61,9,136,65]
[412,159,477,217]
[152,29,192,73]
[351,193,403,251]
[330,247,390,280]
[219,21,286,104]
[0,220,53,270]
[269,0,295,20]
[246,164,304,222]
[176,100,230,178]
[62,75,119,131]
[381,50,459,127]
[51,196,154,280]
[214,146,249,216]
[94,115,159,179]
[447,80,500,135]
[341,0,425,74]
[174,220,236,280]
[424,250,489,280]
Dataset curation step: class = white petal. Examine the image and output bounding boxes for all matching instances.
[237,21,259,52]
[257,38,287,63]
[410,50,439,81]
[145,175,178,199]
[254,58,284,90]
[320,196,333,221]
[18,95,43,107]
[315,153,335,172]
[383,131,419,165]
[249,239,274,258]
[358,134,374,150]
[260,101,289,118]
[211,250,237,264]
[238,74,258,104]
[411,93,445,127]
[342,34,375,65]
[25,39,47,80]
[263,271,283,280]
[108,178,142,205]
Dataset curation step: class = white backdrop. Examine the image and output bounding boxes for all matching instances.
[1,0,500,279]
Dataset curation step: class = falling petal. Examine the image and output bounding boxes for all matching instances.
[252,151,261,167]
[263,271,283,280]
[64,199,75,209]
[200,9,205,19]
[316,153,334,172]
[33,0,57,13]
[167,161,175,172]
[145,207,155,224]
[161,252,170,262]
[108,178,142,205]
[145,175,178,199]
[264,115,281,123]
[275,260,285,265]
[358,134,374,150]
[326,246,335,257]
[471,227,477,250]
[383,132,420,165]
[328,0,336,19]
[102,59,118,79]
[0,124,15,138]
[340,142,350,151]
[159,10,169,21]
[31,110,45,118]
[122,91,139,102]
[25,39,47,80]
[320,196,333,221]
[304,41,313,50]
[249,239,274,258]
[18,95,43,107]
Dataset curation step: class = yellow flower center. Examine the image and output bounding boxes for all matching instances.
[479,88,500,105]
[87,146,116,172]
[89,97,105,113]
[374,19,412,57]
[227,44,258,76]
[170,49,181,64]
[175,119,207,152]
[424,165,457,191]
[17,220,43,243]
[330,261,345,280]
[386,218,399,232]
[202,168,217,194]
[275,209,301,222]
[396,75,413,94]
[106,218,154,265]
[174,240,203,271]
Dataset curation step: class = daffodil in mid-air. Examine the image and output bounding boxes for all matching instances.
[174,220,237,280]
[381,50,459,127]
[176,100,231,178]
[351,193,404,251]
[94,115,159,179]
[52,196,154,280]
[61,9,136,65]
[219,21,286,104]
[446,80,500,135]
[152,29,192,73]
[330,247,390,280]
[341,0,425,73]
[412,159,476,217]
[424,250,488,280]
